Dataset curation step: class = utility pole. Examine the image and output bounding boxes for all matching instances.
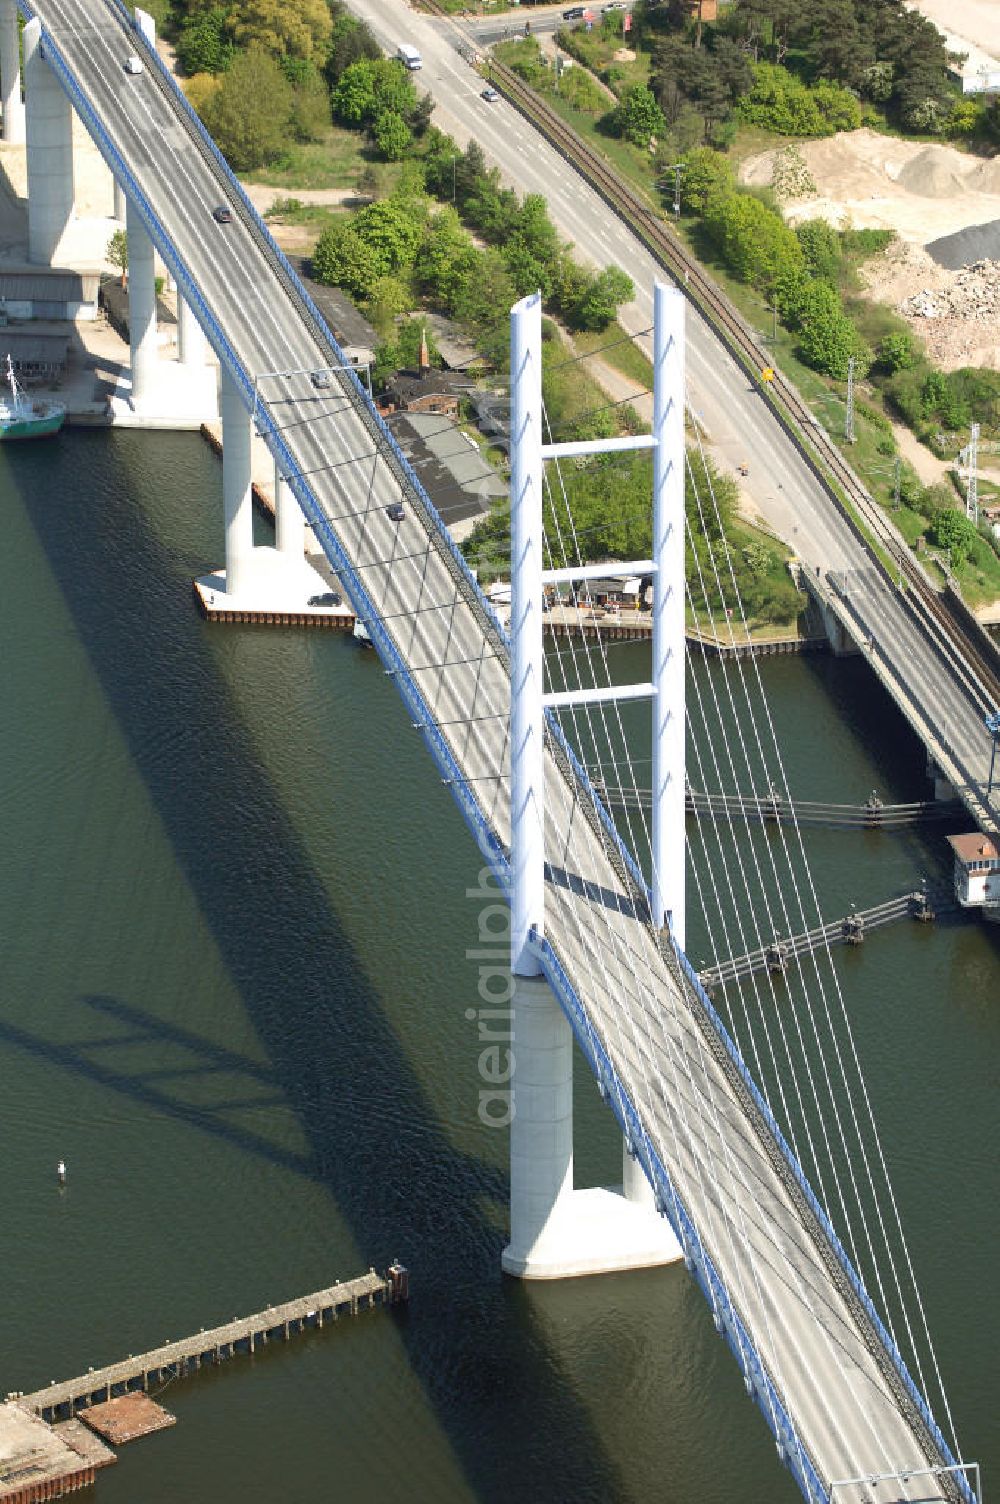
[966,421,979,524]
[663,162,685,218]
[987,710,1000,795]
[845,357,856,445]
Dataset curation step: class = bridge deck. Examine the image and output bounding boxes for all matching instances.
[21,4,968,1500]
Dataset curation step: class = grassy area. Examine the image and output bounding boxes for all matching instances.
[244,127,375,191]
[263,201,343,230]
[567,324,654,391]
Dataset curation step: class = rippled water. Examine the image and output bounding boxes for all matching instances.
[0,430,995,1504]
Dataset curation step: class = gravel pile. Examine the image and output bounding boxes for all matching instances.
[926,217,1000,270]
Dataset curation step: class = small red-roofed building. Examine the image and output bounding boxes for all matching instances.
[946,832,1000,908]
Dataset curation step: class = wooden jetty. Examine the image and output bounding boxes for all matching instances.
[700,890,946,991]
[591,779,968,831]
[12,1267,406,1426]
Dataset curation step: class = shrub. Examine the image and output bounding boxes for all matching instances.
[878,332,918,373]
[703,192,804,291]
[795,282,869,379]
[678,147,735,215]
[928,508,978,561]
[795,219,842,282]
[736,64,828,137]
[611,86,667,148]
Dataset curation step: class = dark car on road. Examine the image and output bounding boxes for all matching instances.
[563,5,585,16]
[308,591,342,607]
[212,205,233,224]
[385,503,406,522]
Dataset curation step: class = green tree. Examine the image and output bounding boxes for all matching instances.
[372,110,412,161]
[354,197,423,274]
[291,74,331,141]
[325,8,380,84]
[200,47,294,171]
[795,282,867,379]
[333,59,417,128]
[736,63,829,135]
[453,248,516,340]
[312,221,385,298]
[416,207,479,308]
[569,267,636,331]
[878,332,918,373]
[703,192,804,290]
[612,84,667,147]
[365,275,412,337]
[795,218,841,282]
[678,146,735,213]
[107,228,128,288]
[176,7,233,75]
[332,59,380,124]
[232,0,333,64]
[928,508,978,562]
[812,80,862,132]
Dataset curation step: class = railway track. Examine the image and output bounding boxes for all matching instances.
[419,2,1000,709]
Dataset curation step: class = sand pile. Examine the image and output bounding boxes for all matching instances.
[738,131,1000,246]
[895,146,970,198]
[970,157,1000,194]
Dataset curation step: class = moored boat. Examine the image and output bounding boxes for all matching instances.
[0,354,66,440]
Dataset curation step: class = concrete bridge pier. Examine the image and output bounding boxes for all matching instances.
[125,198,159,412]
[23,18,75,265]
[113,177,126,223]
[220,367,255,599]
[275,464,306,559]
[501,976,683,1278]
[926,756,957,803]
[0,0,25,144]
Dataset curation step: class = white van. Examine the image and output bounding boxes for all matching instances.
[396,43,422,70]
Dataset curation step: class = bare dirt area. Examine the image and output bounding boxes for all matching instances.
[741,130,1000,243]
[861,240,1000,369]
[741,129,1000,369]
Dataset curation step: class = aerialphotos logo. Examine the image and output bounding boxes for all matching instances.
[465,866,514,1128]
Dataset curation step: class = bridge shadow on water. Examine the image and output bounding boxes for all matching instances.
[14,434,630,1504]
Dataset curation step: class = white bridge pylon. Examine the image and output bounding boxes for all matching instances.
[503,284,686,1278]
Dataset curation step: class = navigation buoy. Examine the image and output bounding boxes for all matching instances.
[56,1160,66,1186]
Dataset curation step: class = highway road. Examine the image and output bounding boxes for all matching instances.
[23,2,974,1499]
[348,0,1000,836]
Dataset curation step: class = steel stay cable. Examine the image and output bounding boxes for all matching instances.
[690,429,964,1452]
[687,413,950,1435]
[537,429,829,1473]
[684,428,892,1324]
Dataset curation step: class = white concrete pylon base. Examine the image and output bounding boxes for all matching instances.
[502,972,684,1279]
[501,1185,683,1279]
[194,546,351,622]
[109,361,218,429]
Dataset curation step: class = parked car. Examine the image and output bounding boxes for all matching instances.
[211,205,233,224]
[481,86,499,102]
[124,55,144,75]
[601,2,626,10]
[563,6,585,18]
[308,592,342,607]
[385,503,406,522]
[310,370,333,389]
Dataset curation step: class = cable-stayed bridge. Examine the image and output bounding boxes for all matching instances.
[9,3,979,1501]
